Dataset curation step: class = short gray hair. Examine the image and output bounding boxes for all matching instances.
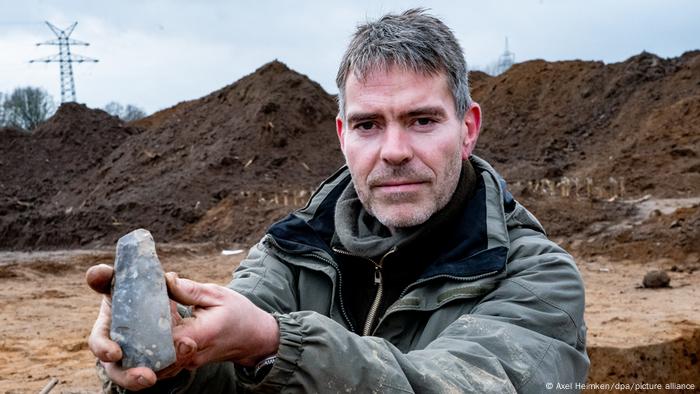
[336,8,472,120]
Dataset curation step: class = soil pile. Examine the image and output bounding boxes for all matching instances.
[0,105,140,247]
[2,53,699,253]
[472,50,700,198]
[0,61,344,249]
[592,201,700,262]
[470,51,700,262]
[0,104,137,208]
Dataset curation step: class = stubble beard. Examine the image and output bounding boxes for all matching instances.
[353,153,463,229]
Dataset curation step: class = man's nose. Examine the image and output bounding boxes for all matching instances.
[380,125,413,165]
[381,125,413,165]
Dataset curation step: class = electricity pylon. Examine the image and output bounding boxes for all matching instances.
[496,37,515,75]
[29,21,98,103]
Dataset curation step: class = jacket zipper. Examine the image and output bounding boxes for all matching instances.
[333,246,396,336]
[363,266,384,336]
[267,235,503,337]
[265,236,357,333]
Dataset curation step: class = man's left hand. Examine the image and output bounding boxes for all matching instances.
[164,273,280,369]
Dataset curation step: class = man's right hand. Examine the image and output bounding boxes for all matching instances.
[85,264,197,391]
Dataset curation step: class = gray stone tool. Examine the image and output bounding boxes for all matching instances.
[110,228,176,371]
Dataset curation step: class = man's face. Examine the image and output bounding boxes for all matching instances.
[336,67,481,229]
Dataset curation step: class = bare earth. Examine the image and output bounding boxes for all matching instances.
[0,245,698,393]
[2,53,698,393]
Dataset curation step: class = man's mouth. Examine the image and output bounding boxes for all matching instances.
[371,180,428,192]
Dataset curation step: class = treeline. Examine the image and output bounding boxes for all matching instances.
[0,86,147,131]
[0,87,54,131]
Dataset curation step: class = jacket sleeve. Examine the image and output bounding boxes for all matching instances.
[228,242,516,393]
[465,203,590,392]
[224,204,588,393]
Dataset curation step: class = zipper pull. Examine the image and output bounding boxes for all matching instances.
[374,268,381,285]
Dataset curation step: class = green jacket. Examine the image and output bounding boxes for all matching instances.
[123,156,588,393]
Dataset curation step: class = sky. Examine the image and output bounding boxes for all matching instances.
[1,0,698,115]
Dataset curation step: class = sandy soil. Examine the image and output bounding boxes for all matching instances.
[0,246,698,393]
[580,257,700,393]
[0,244,236,393]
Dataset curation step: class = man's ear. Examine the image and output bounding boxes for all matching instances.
[461,102,482,159]
[336,116,345,152]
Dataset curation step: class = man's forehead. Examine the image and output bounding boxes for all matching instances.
[344,67,453,115]
[349,63,447,86]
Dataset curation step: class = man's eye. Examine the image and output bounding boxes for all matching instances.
[415,118,433,126]
[356,121,374,130]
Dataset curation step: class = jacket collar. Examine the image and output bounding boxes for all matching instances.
[266,155,515,280]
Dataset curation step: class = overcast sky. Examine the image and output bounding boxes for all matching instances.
[1,0,698,114]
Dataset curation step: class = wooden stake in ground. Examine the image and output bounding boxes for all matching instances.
[39,377,58,394]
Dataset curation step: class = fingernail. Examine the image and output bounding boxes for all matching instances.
[137,375,149,386]
[178,341,192,355]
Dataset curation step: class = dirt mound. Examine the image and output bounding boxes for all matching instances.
[472,50,700,198]
[0,61,344,249]
[2,52,700,251]
[0,104,140,247]
[0,103,137,206]
[595,203,700,263]
[0,125,26,137]
[587,329,700,393]
[470,51,700,261]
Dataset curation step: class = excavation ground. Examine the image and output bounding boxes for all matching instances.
[0,245,698,393]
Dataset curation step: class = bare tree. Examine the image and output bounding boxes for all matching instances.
[2,87,55,130]
[123,104,146,121]
[104,101,147,122]
[103,101,123,117]
[0,92,7,127]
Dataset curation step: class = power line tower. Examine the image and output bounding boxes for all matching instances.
[496,37,515,75]
[29,21,98,103]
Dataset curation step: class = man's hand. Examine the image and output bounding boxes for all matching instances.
[86,264,280,391]
[86,264,197,390]
[165,272,280,368]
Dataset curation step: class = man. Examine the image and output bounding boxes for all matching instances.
[88,9,589,393]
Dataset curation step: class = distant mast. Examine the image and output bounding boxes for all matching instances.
[29,21,98,103]
[496,37,515,75]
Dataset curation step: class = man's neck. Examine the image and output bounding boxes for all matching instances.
[333,159,477,259]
